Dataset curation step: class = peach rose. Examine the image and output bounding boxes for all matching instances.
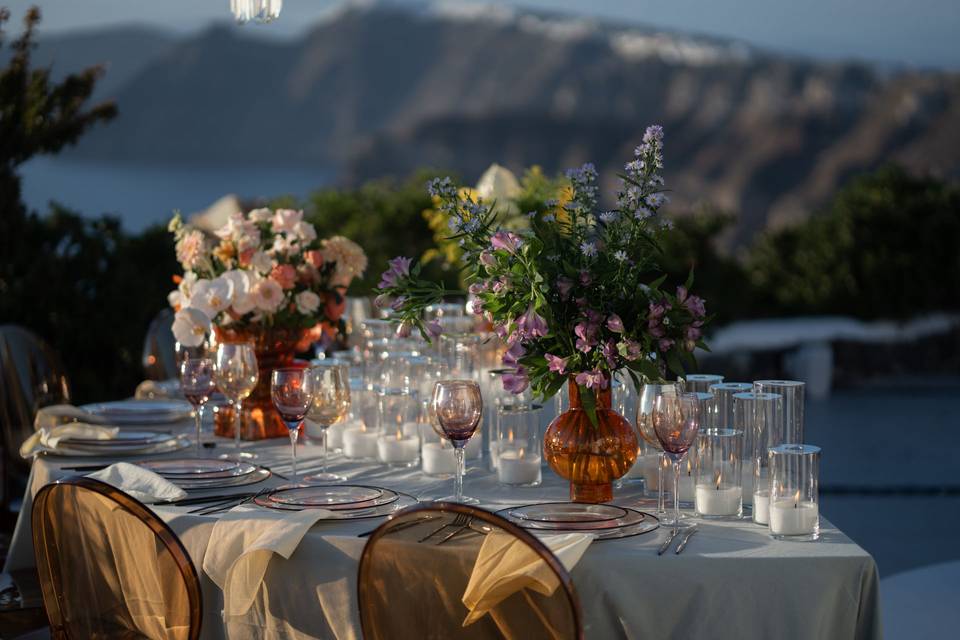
[270,264,297,290]
[305,250,325,268]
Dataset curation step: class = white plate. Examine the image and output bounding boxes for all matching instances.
[45,435,191,457]
[82,400,193,425]
[63,430,172,446]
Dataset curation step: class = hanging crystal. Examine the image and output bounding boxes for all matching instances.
[230,0,282,24]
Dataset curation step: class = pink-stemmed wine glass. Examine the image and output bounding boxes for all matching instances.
[179,357,216,456]
[653,392,701,529]
[271,368,314,486]
[432,379,482,504]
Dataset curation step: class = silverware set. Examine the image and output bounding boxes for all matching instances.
[416,514,489,545]
[184,489,271,515]
[658,525,698,555]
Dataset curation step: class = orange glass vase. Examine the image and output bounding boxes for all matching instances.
[543,376,639,503]
[213,325,312,440]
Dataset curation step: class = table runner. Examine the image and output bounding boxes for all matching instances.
[6,434,881,639]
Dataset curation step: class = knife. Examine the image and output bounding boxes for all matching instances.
[657,528,679,555]
[674,526,699,554]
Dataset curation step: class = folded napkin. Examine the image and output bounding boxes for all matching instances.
[33,404,96,431]
[87,462,187,503]
[19,422,119,458]
[462,531,593,626]
[202,504,332,617]
[135,379,181,400]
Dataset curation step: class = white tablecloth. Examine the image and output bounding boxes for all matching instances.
[6,434,881,640]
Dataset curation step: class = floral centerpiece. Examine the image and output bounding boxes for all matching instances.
[168,207,366,438]
[375,125,709,501]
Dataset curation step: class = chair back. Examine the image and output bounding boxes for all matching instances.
[0,325,70,464]
[358,502,582,640]
[32,477,202,640]
[142,308,178,381]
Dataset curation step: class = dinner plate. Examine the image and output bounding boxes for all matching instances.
[46,435,191,457]
[498,503,658,534]
[253,490,418,519]
[267,485,397,510]
[506,503,629,525]
[177,467,271,490]
[140,458,241,476]
[64,430,172,446]
[82,400,194,425]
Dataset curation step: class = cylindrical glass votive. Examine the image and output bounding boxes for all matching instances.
[708,382,752,430]
[769,444,820,541]
[732,391,783,509]
[682,374,724,394]
[376,391,420,467]
[754,380,805,444]
[495,404,542,486]
[695,428,743,519]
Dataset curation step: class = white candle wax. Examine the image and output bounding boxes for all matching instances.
[343,427,379,459]
[377,435,419,464]
[422,441,458,475]
[304,417,348,448]
[769,500,819,536]
[489,441,500,471]
[679,473,695,502]
[401,421,420,438]
[497,451,541,485]
[753,492,770,525]
[695,484,742,516]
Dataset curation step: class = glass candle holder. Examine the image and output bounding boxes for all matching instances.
[495,404,542,487]
[707,382,753,429]
[695,428,743,519]
[376,391,420,467]
[754,380,805,444]
[343,386,380,460]
[769,444,820,540]
[732,391,783,523]
[682,374,724,393]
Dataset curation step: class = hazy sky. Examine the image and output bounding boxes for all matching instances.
[4,0,958,68]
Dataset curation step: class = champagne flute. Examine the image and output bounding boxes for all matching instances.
[214,342,259,461]
[432,379,482,504]
[636,382,681,518]
[302,361,350,484]
[179,357,216,456]
[271,368,314,486]
[652,392,701,528]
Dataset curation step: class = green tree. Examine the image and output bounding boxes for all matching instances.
[747,165,960,319]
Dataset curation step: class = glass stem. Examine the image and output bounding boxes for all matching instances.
[673,460,681,527]
[657,452,666,514]
[195,405,203,456]
[234,400,243,456]
[321,425,328,475]
[290,424,300,485]
[454,446,465,503]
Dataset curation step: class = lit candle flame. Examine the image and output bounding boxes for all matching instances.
[508,429,514,443]
[395,428,403,441]
[794,489,801,507]
[518,447,525,459]
[715,471,722,491]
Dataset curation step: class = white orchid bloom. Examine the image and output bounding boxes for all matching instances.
[271,208,303,234]
[172,308,211,347]
[250,250,273,274]
[248,207,273,223]
[251,278,285,313]
[167,289,183,309]
[295,290,321,315]
[294,220,318,244]
[231,271,258,315]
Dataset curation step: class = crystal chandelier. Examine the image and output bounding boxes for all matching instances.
[230,0,283,24]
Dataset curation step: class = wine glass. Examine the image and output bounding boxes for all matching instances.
[271,368,315,486]
[179,357,216,456]
[652,392,701,529]
[214,342,259,461]
[432,379,482,504]
[636,382,681,518]
[302,361,350,484]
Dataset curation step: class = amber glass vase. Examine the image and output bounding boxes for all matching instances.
[544,376,639,503]
[213,325,311,440]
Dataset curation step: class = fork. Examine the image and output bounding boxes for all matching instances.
[193,489,269,515]
[418,513,470,543]
[436,516,473,545]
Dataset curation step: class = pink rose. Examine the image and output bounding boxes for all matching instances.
[270,264,297,290]
[305,250,325,268]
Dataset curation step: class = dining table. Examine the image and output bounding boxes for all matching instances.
[5,418,882,640]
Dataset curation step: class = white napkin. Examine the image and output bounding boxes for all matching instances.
[87,462,187,503]
[202,504,333,617]
[462,531,593,626]
[19,422,119,458]
[33,404,96,430]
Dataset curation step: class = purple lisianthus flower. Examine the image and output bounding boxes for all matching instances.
[468,282,486,295]
[470,297,485,315]
[493,278,510,294]
[575,370,608,390]
[502,342,526,367]
[395,321,413,338]
[606,314,624,333]
[545,353,569,375]
[622,340,643,361]
[517,305,548,338]
[685,326,702,341]
[658,338,674,352]
[374,293,390,308]
[648,322,666,339]
[584,309,603,325]
[378,256,412,289]
[426,320,443,339]
[676,286,688,304]
[490,230,523,254]
[601,340,618,368]
[579,271,592,287]
[556,277,574,300]
[574,321,598,353]
[390,296,407,311]
[685,295,707,318]
[502,367,530,394]
[479,251,497,267]
[649,301,667,318]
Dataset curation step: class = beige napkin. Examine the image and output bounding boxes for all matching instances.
[202,504,333,617]
[87,462,187,503]
[462,531,593,626]
[33,404,96,430]
[19,422,119,458]
[135,379,181,400]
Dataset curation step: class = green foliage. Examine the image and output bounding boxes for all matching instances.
[746,166,960,319]
[293,171,461,293]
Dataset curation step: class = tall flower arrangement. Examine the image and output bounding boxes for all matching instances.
[375,125,708,423]
[168,208,367,346]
